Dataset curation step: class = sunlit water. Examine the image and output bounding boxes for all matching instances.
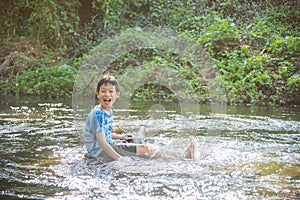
[1,97,299,199]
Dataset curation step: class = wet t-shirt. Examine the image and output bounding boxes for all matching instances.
[83,105,114,157]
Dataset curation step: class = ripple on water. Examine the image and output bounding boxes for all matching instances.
[1,100,300,199]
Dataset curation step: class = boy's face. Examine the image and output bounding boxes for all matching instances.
[96,83,120,111]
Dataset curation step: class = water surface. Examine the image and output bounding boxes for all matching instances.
[0,97,299,199]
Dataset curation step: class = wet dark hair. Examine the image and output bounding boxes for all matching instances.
[96,75,120,93]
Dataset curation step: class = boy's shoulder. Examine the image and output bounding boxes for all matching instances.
[93,105,112,117]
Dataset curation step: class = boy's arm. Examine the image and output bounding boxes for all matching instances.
[96,132,121,160]
[111,132,134,141]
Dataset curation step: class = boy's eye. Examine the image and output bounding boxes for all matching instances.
[100,90,114,93]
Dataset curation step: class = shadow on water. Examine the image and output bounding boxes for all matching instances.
[0,96,299,199]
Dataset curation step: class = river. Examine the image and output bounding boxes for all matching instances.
[0,96,299,199]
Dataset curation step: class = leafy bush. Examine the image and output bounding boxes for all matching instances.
[6,64,78,98]
[1,0,299,105]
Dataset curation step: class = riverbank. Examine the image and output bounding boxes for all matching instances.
[0,0,299,105]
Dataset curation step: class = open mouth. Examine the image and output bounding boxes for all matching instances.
[103,98,112,105]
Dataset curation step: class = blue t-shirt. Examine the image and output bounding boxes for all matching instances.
[83,105,115,157]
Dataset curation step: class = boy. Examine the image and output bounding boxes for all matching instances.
[83,75,197,162]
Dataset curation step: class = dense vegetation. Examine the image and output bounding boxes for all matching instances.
[0,0,299,105]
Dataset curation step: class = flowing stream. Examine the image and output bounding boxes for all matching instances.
[0,96,299,199]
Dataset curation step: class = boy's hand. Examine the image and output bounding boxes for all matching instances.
[122,133,134,141]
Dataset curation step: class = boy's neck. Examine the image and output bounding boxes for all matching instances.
[100,104,111,114]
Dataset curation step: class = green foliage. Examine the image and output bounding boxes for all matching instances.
[197,13,239,55]
[0,0,299,105]
[89,42,209,102]
[216,35,300,105]
[0,0,80,49]
[4,65,78,98]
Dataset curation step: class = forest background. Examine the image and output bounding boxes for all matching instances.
[0,0,299,106]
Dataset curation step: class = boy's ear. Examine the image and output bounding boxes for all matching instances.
[116,91,120,98]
